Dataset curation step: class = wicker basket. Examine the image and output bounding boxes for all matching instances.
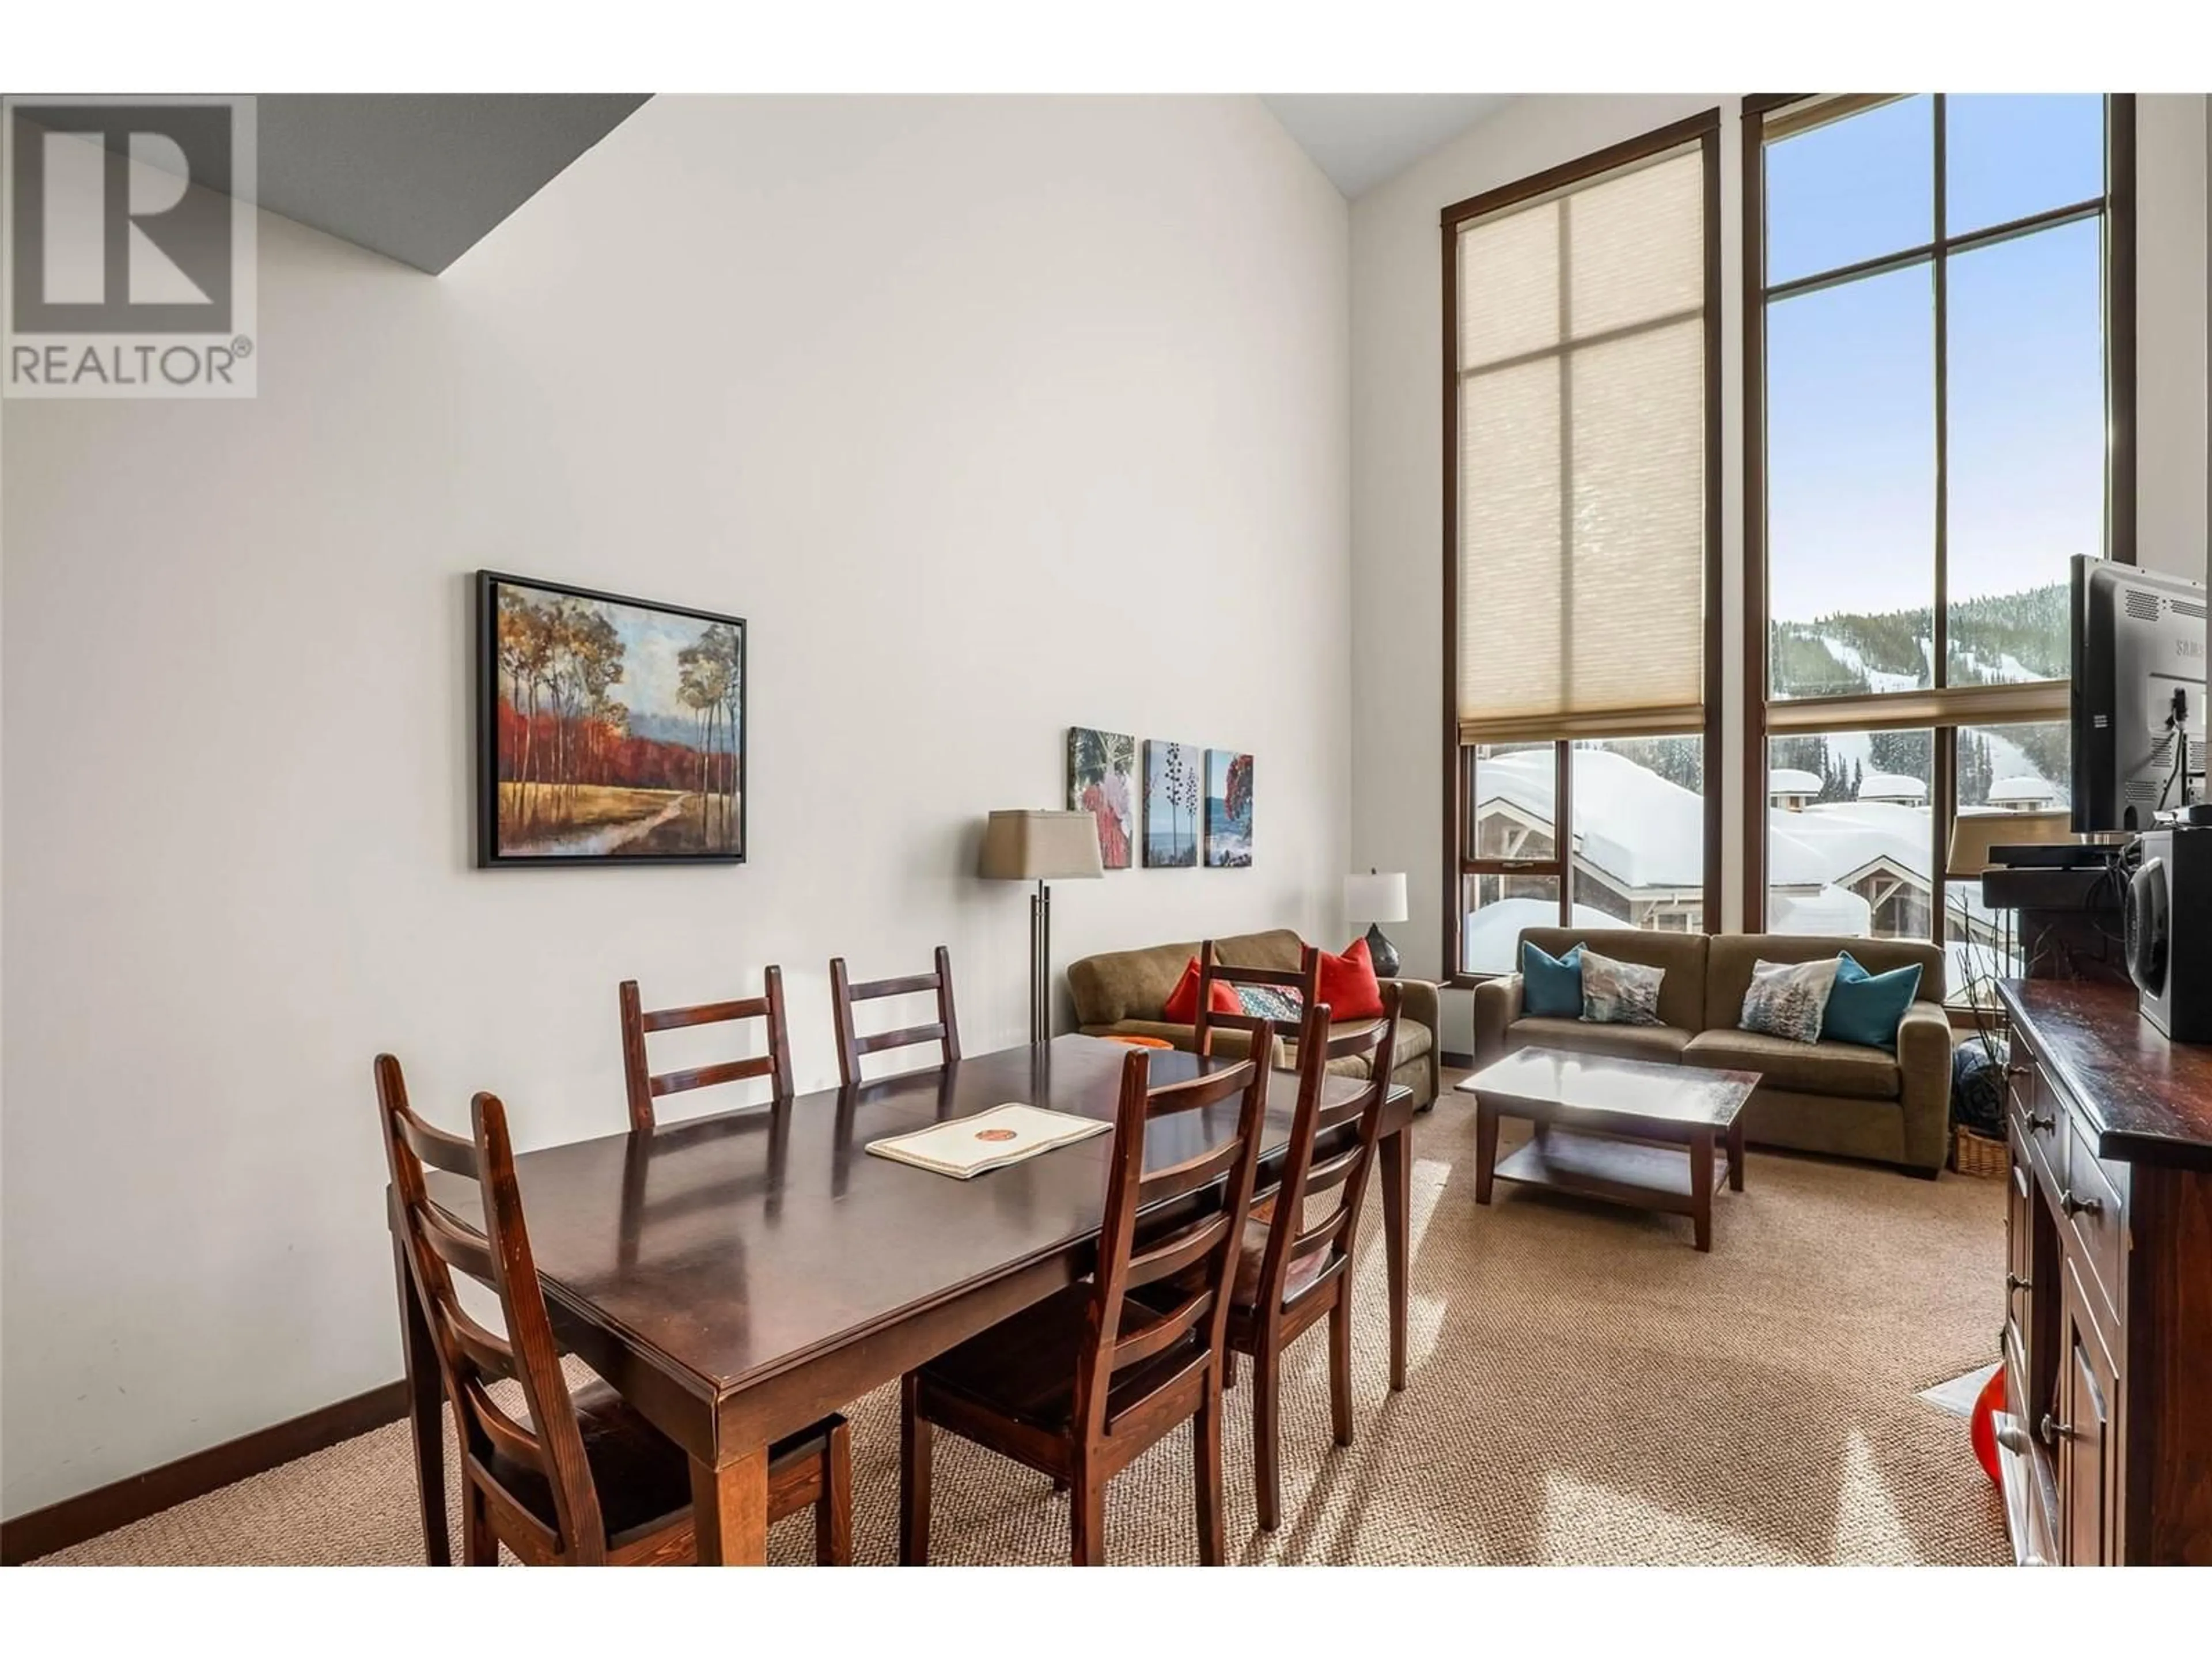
[1952,1126,2008,1179]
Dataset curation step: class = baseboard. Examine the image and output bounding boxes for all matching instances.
[0,1378,408,1565]
[1441,1049,1475,1069]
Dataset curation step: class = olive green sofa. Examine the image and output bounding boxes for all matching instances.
[1066,928,1439,1111]
[1471,927,1951,1176]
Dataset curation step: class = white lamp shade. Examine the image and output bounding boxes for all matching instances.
[1344,871,1408,925]
[979,810,1105,880]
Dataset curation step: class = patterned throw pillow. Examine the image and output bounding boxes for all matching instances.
[1233,983,1305,1024]
[1739,957,1840,1045]
[1579,950,1665,1027]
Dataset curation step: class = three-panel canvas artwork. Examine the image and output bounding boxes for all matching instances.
[1069,727,1252,872]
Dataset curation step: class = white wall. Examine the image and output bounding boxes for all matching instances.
[0,95,1351,1518]
[1349,94,2212,1052]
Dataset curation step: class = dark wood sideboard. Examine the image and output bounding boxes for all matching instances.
[1994,978,2212,1565]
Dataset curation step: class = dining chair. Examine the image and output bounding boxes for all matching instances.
[828,945,961,1086]
[897,1035,1274,1566]
[1222,987,1400,1531]
[618,966,793,1132]
[375,1054,851,1565]
[1193,938,1321,1064]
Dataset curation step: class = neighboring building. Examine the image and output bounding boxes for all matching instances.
[1769,768,1822,811]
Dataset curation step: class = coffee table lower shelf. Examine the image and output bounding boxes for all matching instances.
[1490,1128,1729,1215]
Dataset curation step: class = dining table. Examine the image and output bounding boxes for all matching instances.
[393,1032,1418,1565]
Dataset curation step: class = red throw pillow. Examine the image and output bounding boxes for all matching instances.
[1316,937,1387,1021]
[1161,957,1240,1023]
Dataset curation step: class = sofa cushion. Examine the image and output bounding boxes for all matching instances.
[1316,938,1386,1020]
[1683,1029,1902,1101]
[1520,941,1584,1018]
[1068,929,1305,1027]
[1287,1016,1433,1080]
[1504,1017,1690,1066]
[1705,933,1943,1035]
[1821,952,1923,1051]
[1738,957,1840,1044]
[1516,927,1707,1033]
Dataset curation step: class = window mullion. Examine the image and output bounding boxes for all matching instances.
[1932,93,1949,694]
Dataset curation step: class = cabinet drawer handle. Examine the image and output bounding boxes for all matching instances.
[2005,1272,2031,1295]
[2060,1188,2102,1219]
[2028,1112,2055,1133]
[2039,1411,2074,1446]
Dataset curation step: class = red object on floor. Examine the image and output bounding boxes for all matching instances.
[1970,1366,2006,1486]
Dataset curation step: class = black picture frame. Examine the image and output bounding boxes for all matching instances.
[475,570,748,868]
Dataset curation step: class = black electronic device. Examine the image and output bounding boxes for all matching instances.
[2071,556,2207,834]
[2126,825,2212,1043]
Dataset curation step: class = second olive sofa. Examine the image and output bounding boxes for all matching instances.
[1471,926,1951,1176]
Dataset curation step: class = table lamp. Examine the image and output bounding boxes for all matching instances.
[980,810,1104,1043]
[1344,869,1409,978]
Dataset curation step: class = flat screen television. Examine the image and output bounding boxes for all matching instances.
[2070,554,2208,833]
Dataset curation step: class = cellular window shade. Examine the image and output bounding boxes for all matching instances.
[1456,146,1707,743]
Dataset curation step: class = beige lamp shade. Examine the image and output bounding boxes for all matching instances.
[1344,871,1408,925]
[1946,809,2075,880]
[979,810,1105,881]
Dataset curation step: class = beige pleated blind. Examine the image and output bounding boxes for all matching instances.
[1455,144,1709,743]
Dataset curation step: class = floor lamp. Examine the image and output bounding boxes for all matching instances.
[979,809,1104,1044]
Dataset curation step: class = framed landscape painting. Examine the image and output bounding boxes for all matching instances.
[1205,749,1253,868]
[1067,727,1135,870]
[476,571,745,866]
[1143,740,1200,868]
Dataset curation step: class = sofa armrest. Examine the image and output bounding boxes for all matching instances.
[1894,1001,1954,1175]
[1471,975,1524,1070]
[1081,1020,1287,1069]
[1378,977,1441,1108]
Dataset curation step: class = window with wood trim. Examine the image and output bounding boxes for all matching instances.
[1743,94,2134,1005]
[1444,113,1722,982]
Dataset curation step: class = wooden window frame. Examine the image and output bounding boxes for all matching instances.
[1441,109,1725,988]
[1739,93,2137,933]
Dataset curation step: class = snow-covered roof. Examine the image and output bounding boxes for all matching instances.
[1476,748,1705,891]
[1769,768,1822,796]
[1987,777,2059,806]
[1461,897,1618,975]
[1858,772,1927,802]
[1769,799,1933,887]
[1769,886,1874,935]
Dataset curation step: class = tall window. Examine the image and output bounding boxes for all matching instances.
[1444,114,1721,979]
[1745,94,2133,1001]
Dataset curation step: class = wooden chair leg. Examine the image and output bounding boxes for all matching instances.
[1069,1465,1106,1566]
[816,1420,853,1566]
[1328,1294,1355,1448]
[1252,1347,1283,1533]
[1194,1378,1226,1566]
[898,1376,931,1566]
[1224,1350,1239,1390]
[462,1479,498,1566]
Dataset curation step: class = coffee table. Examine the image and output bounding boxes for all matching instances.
[1457,1048,1761,1252]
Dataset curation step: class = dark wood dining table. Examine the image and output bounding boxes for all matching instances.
[393,1033,1417,1564]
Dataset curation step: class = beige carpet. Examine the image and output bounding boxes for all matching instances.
[38,1088,2011,1566]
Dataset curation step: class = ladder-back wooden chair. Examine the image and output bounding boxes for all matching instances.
[1192,938,1320,1065]
[376,1054,850,1565]
[1224,987,1400,1531]
[829,945,961,1086]
[897,1035,1274,1566]
[618,966,793,1132]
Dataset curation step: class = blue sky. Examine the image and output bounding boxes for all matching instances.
[1765,95,2107,624]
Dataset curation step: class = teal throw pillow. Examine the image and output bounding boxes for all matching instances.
[1820,952,1922,1051]
[1521,942,1584,1019]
